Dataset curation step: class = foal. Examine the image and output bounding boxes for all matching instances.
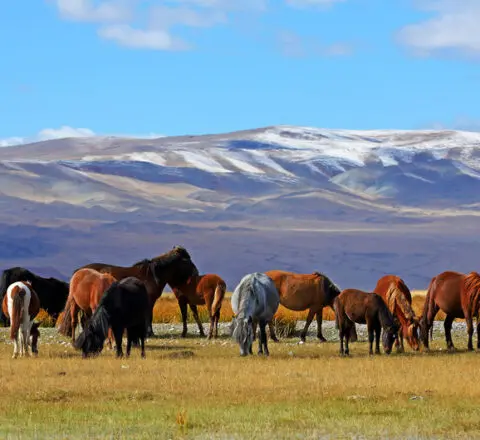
[1,281,40,358]
[334,288,399,356]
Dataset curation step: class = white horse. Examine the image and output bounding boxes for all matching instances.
[1,281,40,358]
[231,272,280,356]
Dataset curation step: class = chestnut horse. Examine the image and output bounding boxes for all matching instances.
[75,246,199,337]
[1,281,41,358]
[420,271,480,352]
[172,274,227,339]
[334,288,399,356]
[264,270,357,343]
[58,268,117,346]
[373,275,420,352]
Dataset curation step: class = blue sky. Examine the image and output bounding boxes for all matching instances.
[2,0,480,144]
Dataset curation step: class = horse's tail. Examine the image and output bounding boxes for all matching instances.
[420,276,436,345]
[58,294,75,337]
[333,296,341,330]
[211,280,226,317]
[10,288,26,340]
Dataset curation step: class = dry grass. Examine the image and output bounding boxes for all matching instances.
[0,325,479,439]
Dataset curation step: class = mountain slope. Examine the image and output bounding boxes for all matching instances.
[0,125,479,290]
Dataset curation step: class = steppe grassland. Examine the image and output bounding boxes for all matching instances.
[1,290,477,439]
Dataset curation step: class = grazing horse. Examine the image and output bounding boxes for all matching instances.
[172,274,227,339]
[75,245,199,337]
[0,267,69,326]
[264,270,357,343]
[419,271,480,352]
[231,272,280,356]
[373,275,420,352]
[1,281,41,358]
[74,277,150,359]
[334,288,399,356]
[58,268,117,347]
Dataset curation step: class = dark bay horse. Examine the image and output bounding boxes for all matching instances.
[74,277,150,358]
[1,281,41,358]
[172,274,227,339]
[0,267,69,326]
[264,270,357,343]
[420,271,480,352]
[58,268,117,346]
[75,246,199,337]
[373,275,420,352]
[231,272,280,356]
[334,288,399,356]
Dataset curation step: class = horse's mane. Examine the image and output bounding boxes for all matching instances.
[313,271,341,297]
[464,272,480,316]
[132,258,151,268]
[386,278,416,324]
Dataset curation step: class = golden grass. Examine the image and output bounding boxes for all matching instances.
[0,326,479,439]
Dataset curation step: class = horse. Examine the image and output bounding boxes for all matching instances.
[264,270,358,343]
[231,272,280,356]
[58,268,117,347]
[419,271,480,352]
[74,277,150,359]
[333,288,399,356]
[373,275,420,352]
[0,267,69,326]
[1,281,41,358]
[75,245,199,337]
[172,274,227,339]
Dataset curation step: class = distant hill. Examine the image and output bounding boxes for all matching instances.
[1,125,479,291]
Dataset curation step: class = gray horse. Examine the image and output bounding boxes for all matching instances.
[231,272,280,356]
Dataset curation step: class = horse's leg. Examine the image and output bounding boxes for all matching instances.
[466,314,474,352]
[423,302,439,351]
[374,322,381,355]
[189,304,206,337]
[140,334,146,359]
[70,302,80,345]
[252,320,258,341]
[178,296,189,338]
[259,319,269,356]
[444,314,455,352]
[300,308,316,342]
[339,327,345,356]
[268,320,279,343]
[367,319,374,355]
[12,335,18,359]
[213,309,220,339]
[114,326,124,358]
[316,309,327,342]
[477,318,480,350]
[126,330,132,358]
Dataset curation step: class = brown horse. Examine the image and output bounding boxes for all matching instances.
[2,281,41,358]
[76,246,199,337]
[420,271,480,352]
[334,288,399,356]
[58,268,117,346]
[172,274,227,339]
[373,275,420,352]
[264,270,357,343]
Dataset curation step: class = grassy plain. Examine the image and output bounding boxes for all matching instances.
[0,305,478,439]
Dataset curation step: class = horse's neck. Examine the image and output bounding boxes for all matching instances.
[386,284,415,323]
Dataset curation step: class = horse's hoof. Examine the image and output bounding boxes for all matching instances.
[318,337,327,343]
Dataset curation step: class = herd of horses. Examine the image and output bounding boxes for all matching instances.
[0,244,479,358]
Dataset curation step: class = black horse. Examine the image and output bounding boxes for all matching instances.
[0,267,69,325]
[74,277,150,358]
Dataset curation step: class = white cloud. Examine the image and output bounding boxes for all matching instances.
[0,126,165,147]
[398,0,480,57]
[50,0,346,51]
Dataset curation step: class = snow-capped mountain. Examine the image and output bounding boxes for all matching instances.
[1,125,479,290]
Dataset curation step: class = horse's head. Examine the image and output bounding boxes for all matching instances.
[231,316,254,357]
[404,318,420,351]
[30,322,40,356]
[382,324,399,355]
[151,246,199,288]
